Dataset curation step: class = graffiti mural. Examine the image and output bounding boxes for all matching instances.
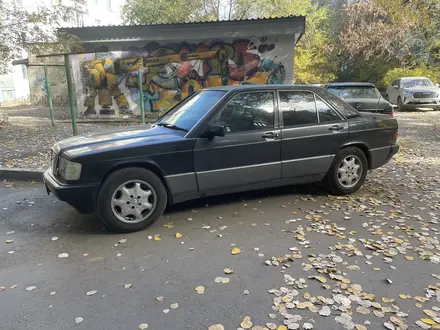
[74,37,292,117]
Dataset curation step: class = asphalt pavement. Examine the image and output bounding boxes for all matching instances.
[0,112,439,330]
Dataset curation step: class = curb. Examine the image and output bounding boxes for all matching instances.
[0,168,44,181]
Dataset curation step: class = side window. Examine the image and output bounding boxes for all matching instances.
[213,92,274,133]
[315,97,341,122]
[279,91,317,127]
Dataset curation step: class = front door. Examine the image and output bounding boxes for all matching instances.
[194,90,281,192]
[278,90,348,179]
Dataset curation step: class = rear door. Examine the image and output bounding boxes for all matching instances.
[193,90,281,192]
[279,90,348,179]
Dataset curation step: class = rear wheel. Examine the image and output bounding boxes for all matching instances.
[97,167,167,233]
[323,147,368,195]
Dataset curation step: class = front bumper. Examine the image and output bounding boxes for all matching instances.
[403,97,440,109]
[43,170,99,214]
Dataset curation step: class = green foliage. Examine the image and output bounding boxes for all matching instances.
[380,66,440,89]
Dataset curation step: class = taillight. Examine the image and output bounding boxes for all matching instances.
[388,113,394,116]
[393,131,398,141]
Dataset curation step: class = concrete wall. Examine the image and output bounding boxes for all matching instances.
[28,54,70,107]
[71,35,295,118]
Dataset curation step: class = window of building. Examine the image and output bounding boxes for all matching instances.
[213,92,275,133]
[279,91,317,126]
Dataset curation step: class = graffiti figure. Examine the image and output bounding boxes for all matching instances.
[84,54,129,115]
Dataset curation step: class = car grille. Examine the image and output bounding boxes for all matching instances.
[414,92,437,99]
[51,150,59,175]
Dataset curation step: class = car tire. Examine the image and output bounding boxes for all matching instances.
[96,167,168,233]
[323,147,368,195]
[397,96,405,112]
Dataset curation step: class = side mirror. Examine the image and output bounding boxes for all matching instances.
[392,85,398,89]
[203,124,226,138]
[436,83,440,87]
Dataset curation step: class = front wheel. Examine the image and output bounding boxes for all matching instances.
[97,167,167,233]
[323,147,368,195]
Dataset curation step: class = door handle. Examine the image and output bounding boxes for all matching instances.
[262,132,280,140]
[329,125,344,132]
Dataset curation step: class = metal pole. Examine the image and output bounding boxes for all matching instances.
[64,54,77,135]
[44,65,55,126]
[137,68,145,124]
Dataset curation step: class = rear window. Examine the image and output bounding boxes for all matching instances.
[327,86,380,99]
[321,91,360,119]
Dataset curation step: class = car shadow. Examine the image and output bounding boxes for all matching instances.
[165,182,326,215]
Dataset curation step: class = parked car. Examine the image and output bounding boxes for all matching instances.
[44,85,399,233]
[326,82,394,116]
[386,77,440,111]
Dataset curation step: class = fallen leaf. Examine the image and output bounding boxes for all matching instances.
[243,289,249,295]
[5,240,13,243]
[124,284,132,289]
[75,317,83,324]
[25,286,36,291]
[139,324,149,329]
[222,277,230,284]
[208,325,224,330]
[86,290,97,296]
[421,318,437,325]
[163,309,170,313]
[195,286,205,294]
[170,303,178,309]
[153,236,161,241]
[231,247,241,255]
[405,256,414,261]
[240,316,253,329]
[118,239,127,244]
[156,296,164,302]
[223,268,233,274]
[399,294,408,299]
[175,233,182,238]
[58,253,68,258]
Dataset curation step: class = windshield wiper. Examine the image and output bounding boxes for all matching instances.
[157,123,188,132]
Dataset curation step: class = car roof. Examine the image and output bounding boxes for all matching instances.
[326,82,376,88]
[202,84,321,92]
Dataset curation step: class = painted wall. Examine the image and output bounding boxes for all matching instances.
[71,35,294,117]
[28,54,70,107]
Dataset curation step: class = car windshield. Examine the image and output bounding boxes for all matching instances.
[401,78,434,88]
[156,90,226,132]
[327,86,381,99]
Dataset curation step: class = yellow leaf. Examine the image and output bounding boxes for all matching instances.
[405,256,414,261]
[277,326,288,330]
[153,236,161,241]
[223,268,233,274]
[421,318,437,325]
[373,268,380,271]
[316,276,327,283]
[399,294,408,299]
[304,292,310,299]
[231,247,241,255]
[175,233,182,238]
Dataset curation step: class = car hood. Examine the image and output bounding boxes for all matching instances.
[58,123,186,157]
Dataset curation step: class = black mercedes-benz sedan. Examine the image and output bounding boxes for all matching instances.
[326,82,394,116]
[44,85,399,232]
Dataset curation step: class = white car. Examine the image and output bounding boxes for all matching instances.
[386,77,440,111]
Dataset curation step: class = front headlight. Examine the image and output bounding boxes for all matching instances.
[58,157,82,180]
[404,91,412,97]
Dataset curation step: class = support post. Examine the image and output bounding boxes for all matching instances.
[64,54,77,135]
[137,68,145,124]
[44,65,55,126]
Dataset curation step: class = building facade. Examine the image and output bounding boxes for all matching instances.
[59,17,305,117]
[1,0,123,105]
